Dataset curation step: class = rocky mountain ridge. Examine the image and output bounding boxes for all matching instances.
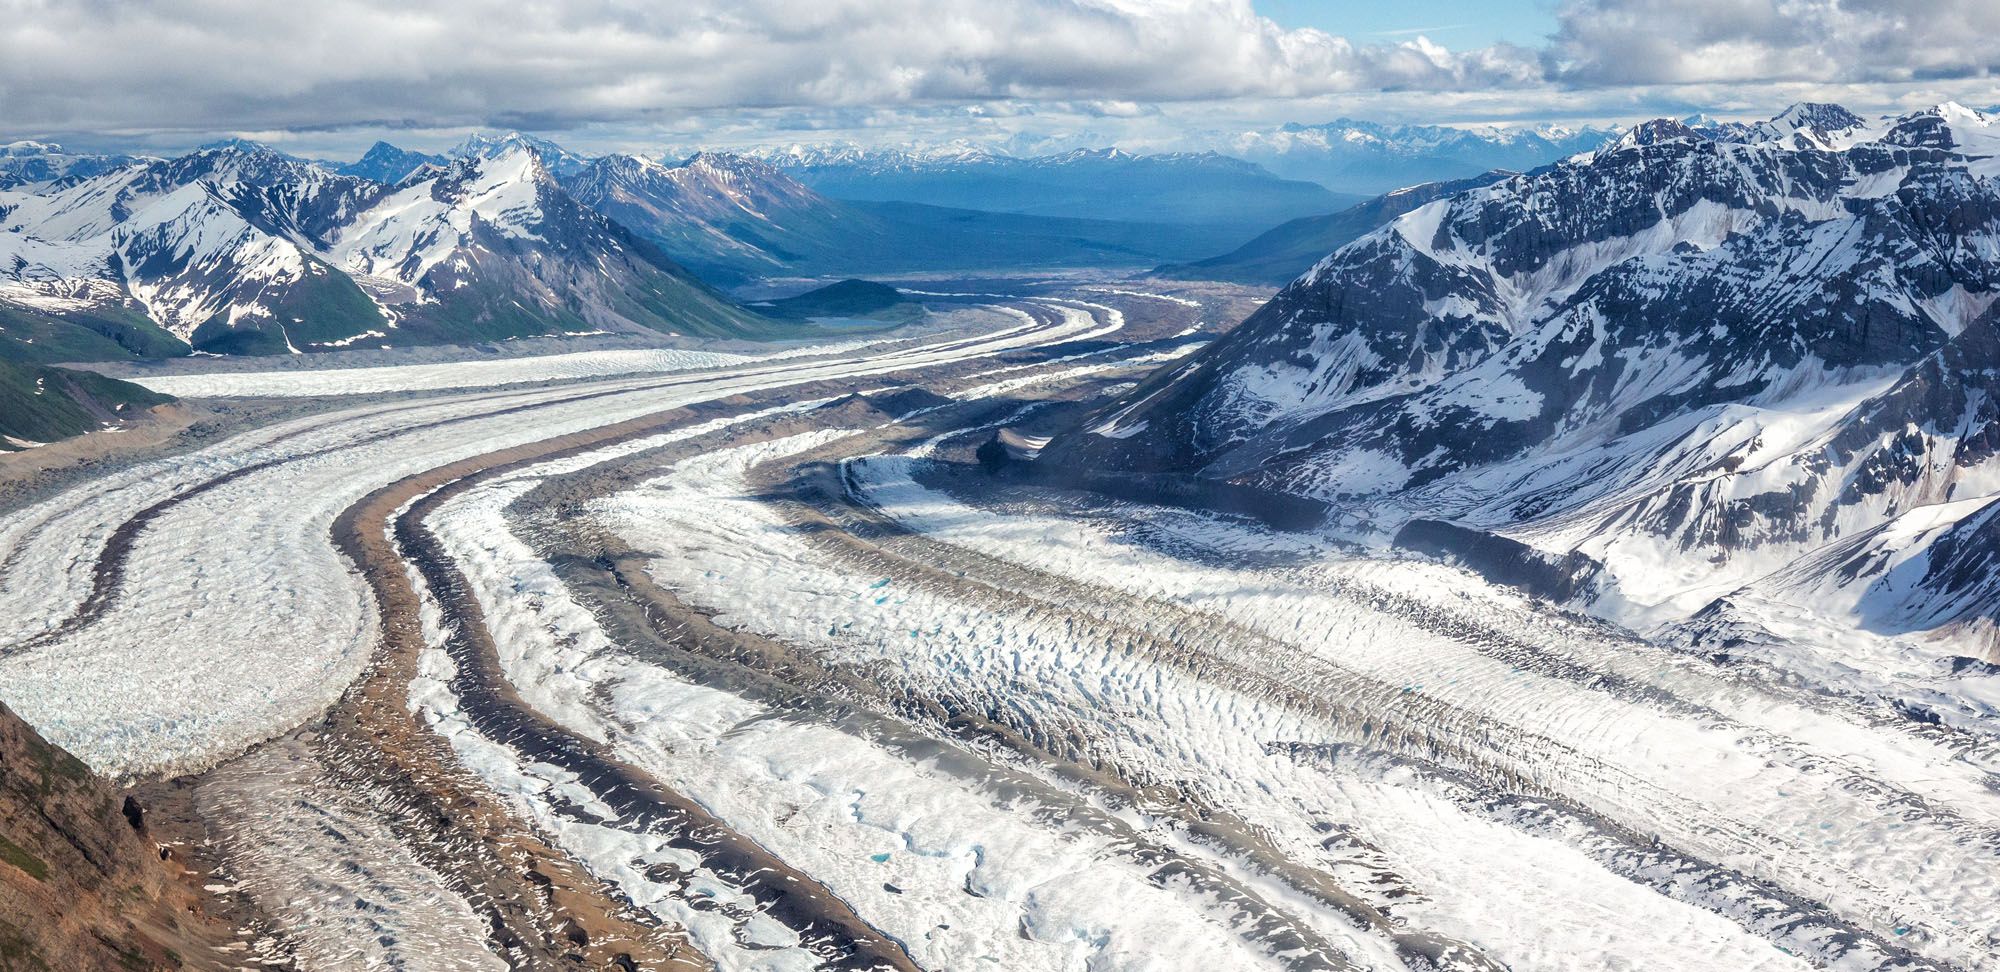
[1044,101,2000,662]
[0,142,767,355]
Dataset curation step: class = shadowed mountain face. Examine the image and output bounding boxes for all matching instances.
[563,151,876,284]
[333,141,447,184]
[1044,102,2000,645]
[0,143,777,356]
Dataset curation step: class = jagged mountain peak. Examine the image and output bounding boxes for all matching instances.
[678,150,787,179]
[195,136,287,157]
[559,145,835,282]
[1610,117,1705,149]
[337,141,449,185]
[1926,100,1990,122]
[1755,101,1871,149]
[450,130,591,177]
[1882,101,2000,153]
[1769,101,1865,133]
[451,130,537,156]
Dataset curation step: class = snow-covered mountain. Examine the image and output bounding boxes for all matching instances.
[0,145,388,353]
[332,146,768,344]
[745,138,1012,172]
[0,143,765,355]
[1218,119,1620,195]
[1044,102,2000,661]
[450,131,592,179]
[1678,102,1873,152]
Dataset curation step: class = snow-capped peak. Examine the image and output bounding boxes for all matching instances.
[1608,118,1704,150]
[1769,102,1864,134]
[450,131,591,178]
[332,145,556,285]
[1757,102,1872,150]
[0,140,63,158]
[679,150,782,179]
[196,137,282,156]
[1928,101,1989,123]
[1881,102,2000,155]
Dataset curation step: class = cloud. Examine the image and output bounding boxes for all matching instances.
[0,0,1539,136]
[3,0,1996,152]
[1547,0,2000,85]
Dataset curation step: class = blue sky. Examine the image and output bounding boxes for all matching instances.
[1256,0,1558,49]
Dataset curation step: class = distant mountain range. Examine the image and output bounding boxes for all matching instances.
[558,149,1255,284]
[746,145,1358,232]
[1213,119,1618,195]
[1045,102,2000,653]
[1152,104,1942,287]
[0,105,1946,379]
[0,141,138,190]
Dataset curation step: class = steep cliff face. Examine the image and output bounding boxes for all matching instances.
[0,701,233,970]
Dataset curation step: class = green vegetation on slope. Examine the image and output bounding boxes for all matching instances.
[0,356,172,449]
[0,303,189,364]
[188,256,391,355]
[611,251,811,340]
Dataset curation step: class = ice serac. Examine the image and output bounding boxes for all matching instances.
[1044,101,2000,654]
